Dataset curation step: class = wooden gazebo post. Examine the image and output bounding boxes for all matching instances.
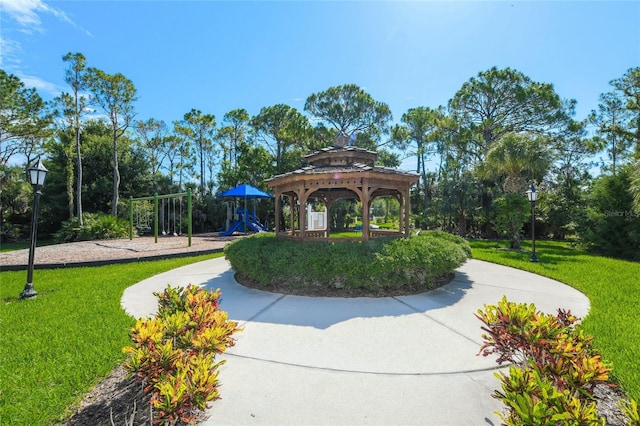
[403,187,411,236]
[274,191,282,234]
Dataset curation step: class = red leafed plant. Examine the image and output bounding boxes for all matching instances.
[476,296,619,425]
[476,296,610,397]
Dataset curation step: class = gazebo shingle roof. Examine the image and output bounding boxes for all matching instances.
[266,163,417,181]
[267,144,417,182]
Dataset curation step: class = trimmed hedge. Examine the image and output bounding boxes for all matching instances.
[224,231,470,294]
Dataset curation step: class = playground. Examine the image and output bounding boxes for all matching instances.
[216,184,273,236]
[126,184,273,244]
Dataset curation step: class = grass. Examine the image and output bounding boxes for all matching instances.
[0,240,56,252]
[329,231,362,238]
[0,252,224,425]
[468,239,640,400]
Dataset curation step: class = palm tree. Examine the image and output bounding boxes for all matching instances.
[479,133,553,249]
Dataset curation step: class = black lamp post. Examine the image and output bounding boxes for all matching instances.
[526,184,539,263]
[20,158,48,299]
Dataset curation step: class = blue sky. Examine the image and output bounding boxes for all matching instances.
[1,0,639,170]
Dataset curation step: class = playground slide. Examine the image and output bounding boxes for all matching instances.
[219,220,242,237]
[251,220,267,231]
[246,221,263,233]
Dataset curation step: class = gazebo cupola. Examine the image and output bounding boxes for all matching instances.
[266,135,419,241]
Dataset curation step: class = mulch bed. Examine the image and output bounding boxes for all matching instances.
[64,366,153,426]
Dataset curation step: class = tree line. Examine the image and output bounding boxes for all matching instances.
[1,52,639,259]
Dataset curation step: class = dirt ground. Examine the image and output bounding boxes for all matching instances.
[0,234,240,270]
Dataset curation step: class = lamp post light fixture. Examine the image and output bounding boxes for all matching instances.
[526,184,539,263]
[20,158,48,299]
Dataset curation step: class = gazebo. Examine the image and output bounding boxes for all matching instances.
[266,135,419,241]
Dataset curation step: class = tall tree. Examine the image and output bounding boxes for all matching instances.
[49,107,75,220]
[86,68,137,216]
[449,67,569,162]
[391,106,444,210]
[175,109,216,194]
[631,160,640,215]
[0,69,51,165]
[304,84,392,145]
[551,120,598,185]
[62,52,89,225]
[53,54,89,222]
[46,119,155,218]
[611,67,640,158]
[542,120,597,238]
[44,119,111,223]
[590,91,633,175]
[134,118,168,174]
[216,108,250,169]
[162,134,183,186]
[251,104,312,174]
[170,121,196,191]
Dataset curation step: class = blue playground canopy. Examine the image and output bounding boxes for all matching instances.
[216,184,274,199]
[216,184,274,236]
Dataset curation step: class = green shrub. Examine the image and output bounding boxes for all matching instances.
[492,194,530,250]
[123,285,241,424]
[224,231,470,294]
[54,212,130,243]
[419,230,472,258]
[578,166,640,261]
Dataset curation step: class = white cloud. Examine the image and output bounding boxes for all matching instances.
[17,72,61,95]
[0,38,21,68]
[0,0,92,36]
[0,0,92,96]
[0,0,52,31]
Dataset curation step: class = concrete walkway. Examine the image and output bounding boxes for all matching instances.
[121,258,590,426]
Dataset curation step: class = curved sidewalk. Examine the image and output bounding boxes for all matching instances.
[121,258,590,426]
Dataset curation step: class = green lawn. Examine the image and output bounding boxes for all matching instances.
[468,239,640,400]
[0,240,56,252]
[0,252,224,425]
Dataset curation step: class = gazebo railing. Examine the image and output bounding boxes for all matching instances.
[370,230,403,238]
[277,229,405,241]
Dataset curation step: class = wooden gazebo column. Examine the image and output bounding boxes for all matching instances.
[283,194,294,235]
[360,179,371,241]
[403,186,411,236]
[296,186,313,239]
[324,198,333,237]
[393,193,403,236]
[274,190,282,234]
